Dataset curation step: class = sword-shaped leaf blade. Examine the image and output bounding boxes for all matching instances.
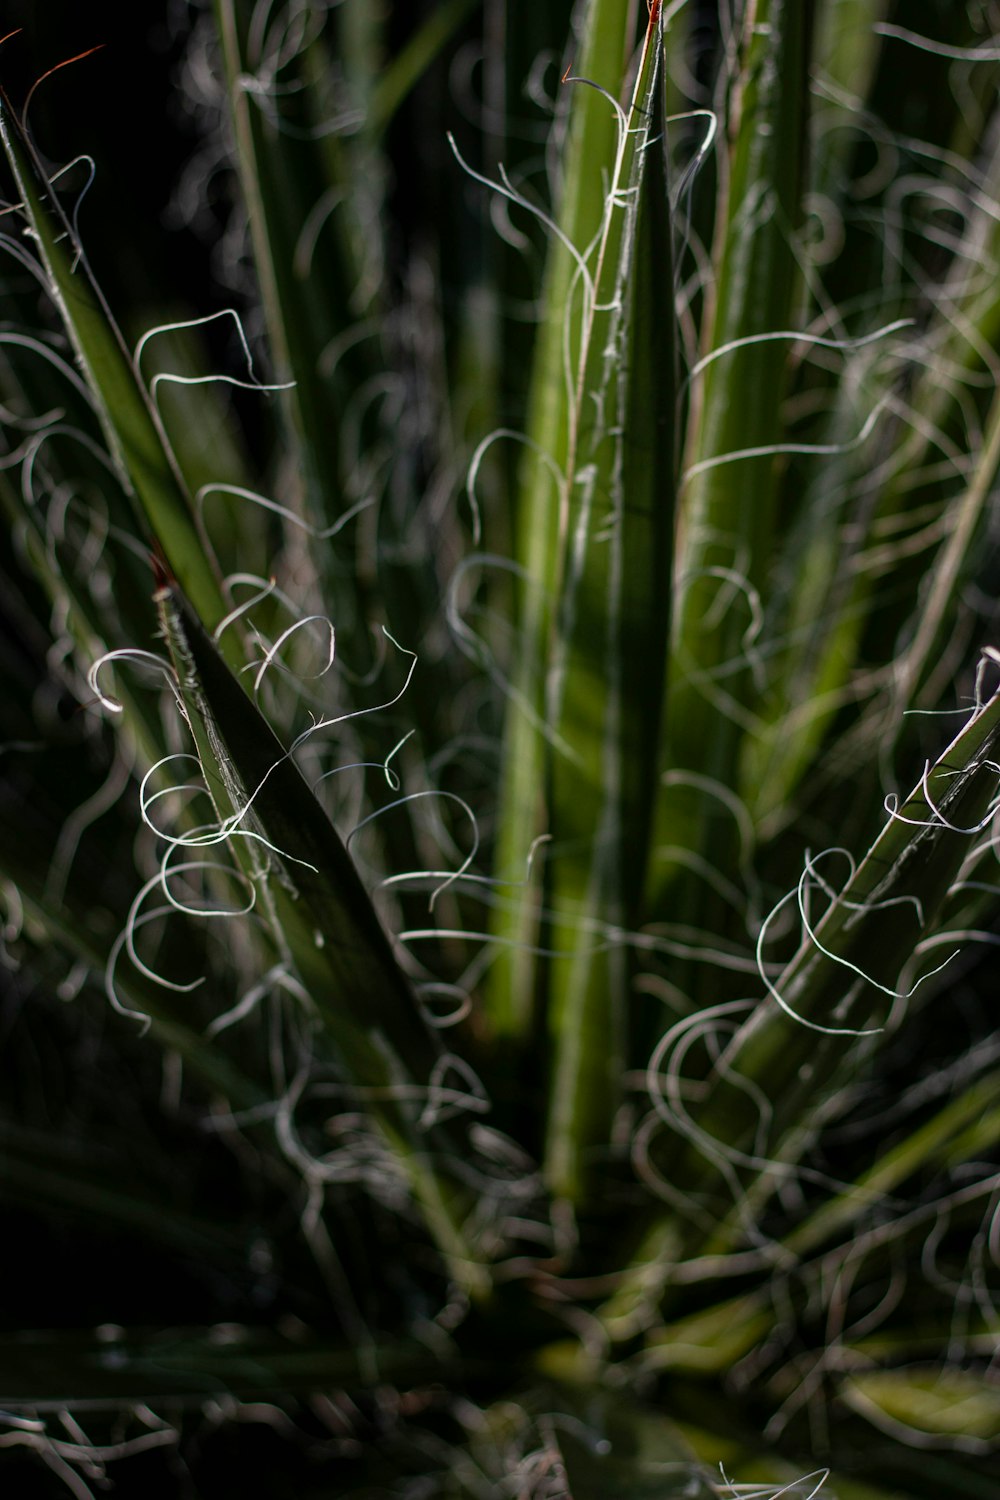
[0,95,228,644]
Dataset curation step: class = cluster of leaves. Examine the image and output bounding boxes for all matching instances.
[1,0,999,1495]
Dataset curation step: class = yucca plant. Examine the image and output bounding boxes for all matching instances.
[2,0,999,1493]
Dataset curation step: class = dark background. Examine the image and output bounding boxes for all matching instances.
[2,5,205,309]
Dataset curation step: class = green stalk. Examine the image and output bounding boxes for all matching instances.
[542,6,677,1201]
[648,0,812,918]
[212,0,378,541]
[689,676,1000,1257]
[487,0,637,1041]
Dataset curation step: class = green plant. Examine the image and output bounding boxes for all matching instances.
[1,0,999,1494]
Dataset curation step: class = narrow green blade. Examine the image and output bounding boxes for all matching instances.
[542,5,677,1199]
[649,0,812,916]
[155,582,488,1294]
[158,584,436,1082]
[785,1064,1000,1259]
[212,0,378,537]
[487,0,638,1040]
[0,95,228,644]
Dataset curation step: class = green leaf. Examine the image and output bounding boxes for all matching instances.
[369,0,479,137]
[639,1293,771,1375]
[649,0,812,915]
[840,1367,1000,1449]
[785,1064,1000,1259]
[154,582,489,1296]
[212,0,378,541]
[612,673,1000,1306]
[482,1,678,1200]
[688,672,1000,1254]
[541,5,677,1202]
[0,95,229,646]
[487,0,639,1041]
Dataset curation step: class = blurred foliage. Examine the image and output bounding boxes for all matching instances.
[1,0,999,1495]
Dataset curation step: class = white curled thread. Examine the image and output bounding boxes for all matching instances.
[214,576,278,642]
[46,751,132,906]
[415,982,472,1030]
[197,479,374,540]
[88,650,177,713]
[23,426,125,509]
[134,309,295,401]
[0,330,95,410]
[683,396,889,482]
[685,564,766,689]
[446,133,592,300]
[717,1467,829,1500]
[349,789,480,911]
[314,754,408,807]
[207,964,301,1039]
[140,629,418,877]
[755,848,959,1038]
[445,553,581,764]
[644,1002,786,1249]
[418,1054,490,1131]
[880,756,1000,835]
[286,626,418,757]
[138,755,214,839]
[661,769,756,864]
[686,317,913,385]
[795,850,954,1000]
[138,741,318,872]
[156,846,258,921]
[874,23,1000,61]
[215,579,364,707]
[104,633,423,1032]
[318,317,379,379]
[464,428,565,547]
[248,613,336,696]
[17,151,98,271]
[106,858,258,1026]
[141,766,317,873]
[384,832,552,904]
[0,1422,177,1497]
[239,5,362,140]
[975,646,1000,710]
[666,107,718,205]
